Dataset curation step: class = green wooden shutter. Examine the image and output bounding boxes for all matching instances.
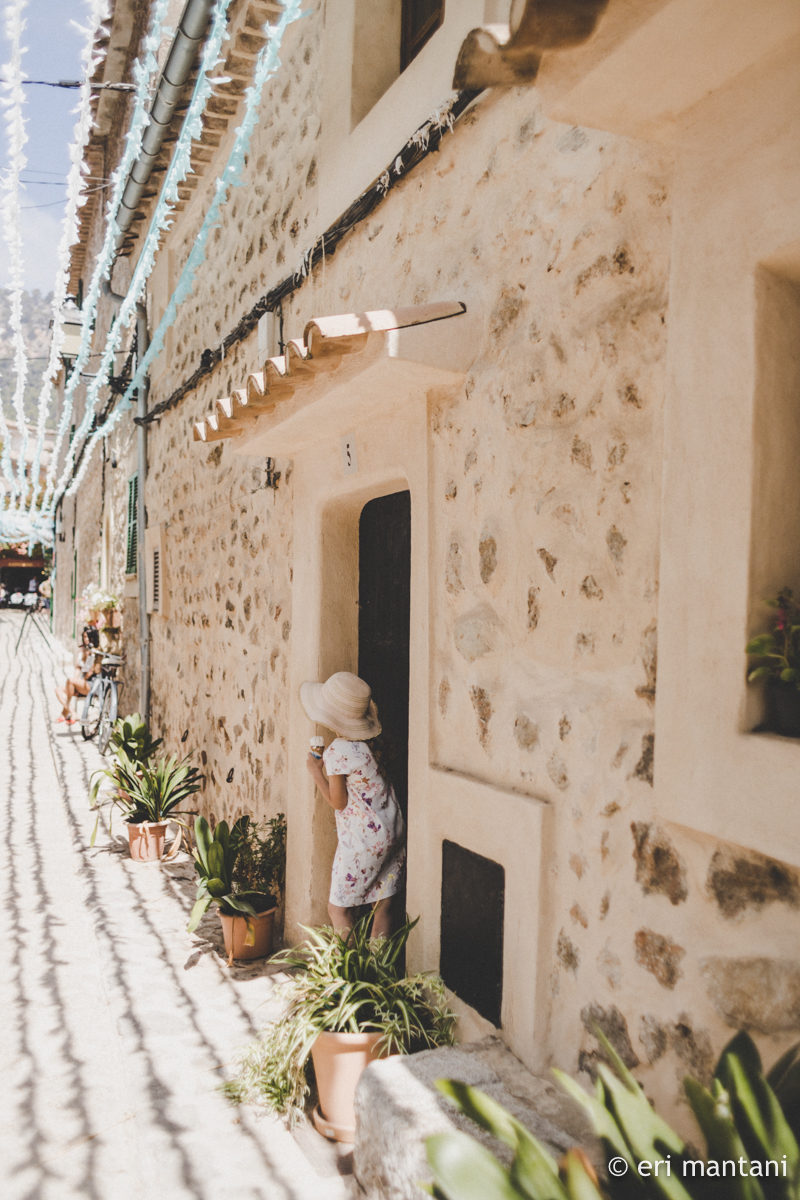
[126,473,138,574]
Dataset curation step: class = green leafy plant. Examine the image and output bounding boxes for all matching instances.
[232,812,286,908]
[223,913,456,1120]
[91,751,202,835]
[89,713,164,832]
[187,815,277,937]
[427,1029,800,1200]
[108,712,163,767]
[746,590,800,690]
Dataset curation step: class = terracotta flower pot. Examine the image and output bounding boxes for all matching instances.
[218,908,276,962]
[311,1030,384,1143]
[127,819,170,862]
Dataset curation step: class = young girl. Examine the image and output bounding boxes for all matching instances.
[301,671,405,938]
[55,625,100,723]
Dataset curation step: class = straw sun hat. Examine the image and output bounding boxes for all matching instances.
[300,672,381,739]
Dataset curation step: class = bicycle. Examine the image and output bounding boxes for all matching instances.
[81,650,125,755]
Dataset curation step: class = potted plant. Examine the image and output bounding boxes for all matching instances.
[91,745,202,861]
[89,713,163,843]
[746,589,800,737]
[223,914,456,1144]
[187,814,284,964]
[107,711,163,764]
[78,584,119,627]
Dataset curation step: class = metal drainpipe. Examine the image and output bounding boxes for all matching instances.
[114,0,215,252]
[101,279,150,720]
[136,303,150,723]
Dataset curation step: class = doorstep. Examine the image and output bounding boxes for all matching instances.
[353,1036,600,1200]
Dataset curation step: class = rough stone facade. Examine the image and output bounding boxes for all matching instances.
[53,0,800,1138]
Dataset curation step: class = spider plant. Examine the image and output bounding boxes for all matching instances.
[187,815,278,936]
[223,913,456,1120]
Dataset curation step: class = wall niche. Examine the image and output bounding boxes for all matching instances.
[747,241,800,735]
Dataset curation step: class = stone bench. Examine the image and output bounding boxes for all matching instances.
[353,1036,600,1200]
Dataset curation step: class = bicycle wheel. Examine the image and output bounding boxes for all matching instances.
[81,681,103,740]
[97,684,116,755]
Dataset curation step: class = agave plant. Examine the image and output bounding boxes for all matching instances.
[427,1029,800,1200]
[223,913,456,1120]
[187,815,276,936]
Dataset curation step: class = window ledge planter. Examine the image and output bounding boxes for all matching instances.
[765,678,800,739]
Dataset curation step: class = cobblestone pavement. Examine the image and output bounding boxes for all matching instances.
[0,612,352,1200]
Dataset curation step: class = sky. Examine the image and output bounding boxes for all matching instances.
[1,0,87,294]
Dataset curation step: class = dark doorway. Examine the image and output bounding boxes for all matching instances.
[440,840,505,1027]
[358,490,411,822]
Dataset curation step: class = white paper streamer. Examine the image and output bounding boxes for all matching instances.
[1,0,29,507]
[25,0,111,523]
[52,0,234,502]
[61,0,304,502]
[41,0,171,513]
[0,505,52,544]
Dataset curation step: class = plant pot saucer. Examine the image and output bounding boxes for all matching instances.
[312,1104,355,1144]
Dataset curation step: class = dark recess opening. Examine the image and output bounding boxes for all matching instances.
[440,840,505,1027]
[358,490,411,823]
[401,0,445,71]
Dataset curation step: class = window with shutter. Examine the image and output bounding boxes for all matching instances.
[401,0,444,71]
[152,549,160,612]
[126,473,138,575]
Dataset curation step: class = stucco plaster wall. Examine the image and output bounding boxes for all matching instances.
[58,4,800,1137]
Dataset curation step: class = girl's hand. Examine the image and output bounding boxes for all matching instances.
[306,752,325,778]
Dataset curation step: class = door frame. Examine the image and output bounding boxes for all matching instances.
[284,393,430,938]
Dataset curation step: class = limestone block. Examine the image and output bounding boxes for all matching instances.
[352,1036,598,1200]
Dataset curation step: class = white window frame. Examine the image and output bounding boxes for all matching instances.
[317,0,488,234]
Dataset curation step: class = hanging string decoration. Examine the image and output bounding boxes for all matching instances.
[51,0,234,503]
[0,0,29,506]
[26,0,111,523]
[41,0,172,513]
[0,503,52,545]
[61,0,304,501]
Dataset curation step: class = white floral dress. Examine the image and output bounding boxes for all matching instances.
[323,738,406,906]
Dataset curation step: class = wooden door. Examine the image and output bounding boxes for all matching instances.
[358,491,411,821]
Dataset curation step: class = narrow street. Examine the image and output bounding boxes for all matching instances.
[0,612,351,1200]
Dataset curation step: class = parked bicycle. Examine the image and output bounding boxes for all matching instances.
[81,650,125,755]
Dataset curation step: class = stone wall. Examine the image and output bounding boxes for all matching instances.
[57,1,800,1139]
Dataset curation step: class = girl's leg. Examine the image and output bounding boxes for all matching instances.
[327,902,354,933]
[55,684,69,715]
[371,896,394,939]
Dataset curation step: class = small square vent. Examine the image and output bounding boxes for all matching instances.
[440,840,505,1027]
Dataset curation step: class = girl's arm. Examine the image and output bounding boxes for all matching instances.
[306,754,348,810]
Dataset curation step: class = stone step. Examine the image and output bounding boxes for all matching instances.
[353,1036,600,1200]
